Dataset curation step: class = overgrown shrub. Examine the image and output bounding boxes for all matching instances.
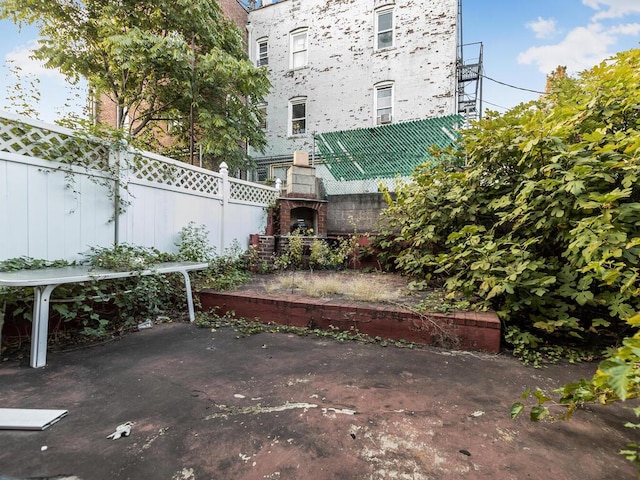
[379,48,640,360]
[175,221,216,262]
[273,230,358,272]
[0,226,248,343]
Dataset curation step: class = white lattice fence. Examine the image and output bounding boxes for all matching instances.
[229,178,278,205]
[0,113,110,170]
[0,110,278,261]
[133,153,222,196]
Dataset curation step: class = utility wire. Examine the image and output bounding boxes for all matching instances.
[482,99,509,111]
[481,73,548,95]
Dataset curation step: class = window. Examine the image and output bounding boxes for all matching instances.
[289,98,306,136]
[256,38,268,66]
[375,83,393,125]
[290,29,308,69]
[375,9,393,50]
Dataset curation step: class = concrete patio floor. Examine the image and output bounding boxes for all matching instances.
[0,322,637,479]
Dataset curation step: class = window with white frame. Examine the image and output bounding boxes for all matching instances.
[375,83,393,125]
[375,8,394,50]
[256,38,268,66]
[289,97,307,136]
[290,29,308,69]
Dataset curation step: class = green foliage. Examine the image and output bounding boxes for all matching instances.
[243,244,273,274]
[4,61,41,118]
[195,309,417,350]
[0,235,246,343]
[0,0,270,171]
[309,237,351,271]
[203,240,251,291]
[175,222,216,262]
[0,257,75,324]
[511,315,640,471]
[273,230,307,271]
[379,48,640,361]
[273,230,357,272]
[85,243,172,271]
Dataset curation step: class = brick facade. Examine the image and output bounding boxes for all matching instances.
[247,0,457,162]
[218,0,249,33]
[278,198,327,237]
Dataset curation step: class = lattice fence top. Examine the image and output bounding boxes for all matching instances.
[133,154,222,196]
[0,116,110,171]
[230,179,278,205]
[0,111,277,205]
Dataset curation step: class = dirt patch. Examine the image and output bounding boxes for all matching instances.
[231,271,464,312]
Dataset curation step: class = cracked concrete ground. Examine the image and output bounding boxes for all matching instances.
[0,322,637,479]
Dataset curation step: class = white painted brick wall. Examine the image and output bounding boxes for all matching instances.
[247,0,458,161]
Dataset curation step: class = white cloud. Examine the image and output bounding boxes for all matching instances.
[2,40,87,123]
[517,23,616,74]
[527,17,557,39]
[4,40,65,81]
[582,0,640,20]
[607,22,640,35]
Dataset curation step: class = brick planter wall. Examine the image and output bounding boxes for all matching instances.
[199,290,501,353]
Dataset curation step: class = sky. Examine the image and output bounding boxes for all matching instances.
[0,0,639,123]
[462,0,640,114]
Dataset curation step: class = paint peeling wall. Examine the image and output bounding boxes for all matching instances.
[247,0,458,161]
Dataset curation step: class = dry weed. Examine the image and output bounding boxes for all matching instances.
[262,272,403,303]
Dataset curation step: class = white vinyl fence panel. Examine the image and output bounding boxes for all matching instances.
[0,111,277,263]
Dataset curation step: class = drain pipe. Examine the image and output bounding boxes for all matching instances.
[113,147,120,245]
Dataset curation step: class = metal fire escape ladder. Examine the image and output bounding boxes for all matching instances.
[456,0,483,123]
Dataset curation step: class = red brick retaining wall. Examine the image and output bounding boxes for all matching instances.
[199,290,501,353]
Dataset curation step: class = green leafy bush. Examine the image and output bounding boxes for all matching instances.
[273,230,358,272]
[0,230,245,344]
[176,221,216,262]
[378,48,640,359]
[85,243,172,271]
[511,314,640,470]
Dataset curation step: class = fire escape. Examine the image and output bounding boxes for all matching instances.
[456,0,483,123]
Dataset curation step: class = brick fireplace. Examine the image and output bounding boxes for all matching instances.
[250,151,328,261]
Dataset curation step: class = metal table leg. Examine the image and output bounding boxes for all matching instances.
[177,270,196,322]
[31,284,59,368]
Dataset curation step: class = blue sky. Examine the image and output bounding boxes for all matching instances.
[1,0,639,122]
[463,0,640,113]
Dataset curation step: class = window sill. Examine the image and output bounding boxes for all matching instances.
[374,46,396,54]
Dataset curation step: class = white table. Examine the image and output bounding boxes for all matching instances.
[0,262,209,368]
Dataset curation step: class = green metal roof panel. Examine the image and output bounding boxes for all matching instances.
[316,114,462,181]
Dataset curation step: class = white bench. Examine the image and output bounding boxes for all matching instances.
[0,261,209,368]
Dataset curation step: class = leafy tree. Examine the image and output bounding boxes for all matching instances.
[4,61,41,118]
[0,0,270,171]
[378,48,640,362]
[377,48,640,470]
[545,65,567,93]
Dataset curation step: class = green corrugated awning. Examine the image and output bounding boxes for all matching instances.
[315,114,462,181]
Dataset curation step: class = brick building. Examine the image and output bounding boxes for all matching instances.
[245,0,459,183]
